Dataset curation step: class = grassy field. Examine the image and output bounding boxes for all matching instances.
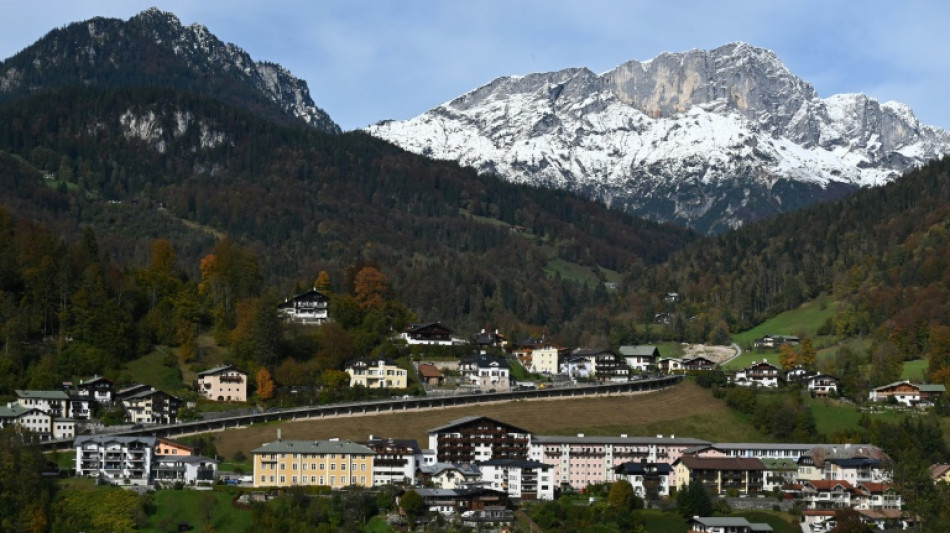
[637,510,797,533]
[213,381,769,460]
[124,347,187,393]
[543,258,621,286]
[730,298,839,349]
[139,488,251,533]
[902,359,928,381]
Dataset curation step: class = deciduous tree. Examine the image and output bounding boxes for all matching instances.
[256,367,275,400]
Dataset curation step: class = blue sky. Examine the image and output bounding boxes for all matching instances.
[3,1,949,132]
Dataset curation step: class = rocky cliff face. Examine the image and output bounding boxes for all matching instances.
[0,8,340,134]
[367,43,950,233]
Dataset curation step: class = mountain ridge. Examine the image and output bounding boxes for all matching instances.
[367,42,950,233]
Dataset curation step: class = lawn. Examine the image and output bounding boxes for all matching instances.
[139,488,251,533]
[731,298,839,349]
[636,510,798,533]
[543,258,621,286]
[901,359,928,381]
[213,380,769,461]
[123,347,186,393]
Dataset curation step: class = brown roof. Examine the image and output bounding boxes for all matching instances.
[930,464,950,480]
[804,479,855,492]
[676,456,766,471]
[857,482,894,493]
[417,364,443,378]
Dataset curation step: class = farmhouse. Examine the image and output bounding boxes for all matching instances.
[619,345,659,372]
[682,356,717,372]
[868,380,946,407]
[401,321,455,345]
[733,360,781,388]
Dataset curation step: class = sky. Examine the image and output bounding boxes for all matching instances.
[2,1,950,132]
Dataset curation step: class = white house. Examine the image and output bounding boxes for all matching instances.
[479,458,554,501]
[613,461,673,498]
[277,288,330,325]
[418,463,482,489]
[458,354,510,392]
[806,374,840,397]
[153,454,218,485]
[77,376,114,405]
[868,380,946,407]
[362,436,420,486]
[619,345,659,373]
[733,360,781,388]
[75,435,156,485]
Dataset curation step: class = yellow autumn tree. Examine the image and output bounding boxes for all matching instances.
[256,367,275,401]
[779,343,798,371]
[315,270,332,293]
[354,266,389,310]
[799,337,817,369]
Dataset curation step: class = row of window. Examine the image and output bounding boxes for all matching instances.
[260,475,366,485]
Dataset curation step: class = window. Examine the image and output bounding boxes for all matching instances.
[330,464,336,471]
[320,476,325,485]
[360,476,366,484]
[279,475,285,483]
[280,463,286,470]
[341,463,347,471]
[330,476,335,485]
[292,476,297,483]
[260,475,266,483]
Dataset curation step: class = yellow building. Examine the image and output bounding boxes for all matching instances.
[344,359,408,389]
[252,438,375,488]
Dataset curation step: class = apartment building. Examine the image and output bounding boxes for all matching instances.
[252,438,375,488]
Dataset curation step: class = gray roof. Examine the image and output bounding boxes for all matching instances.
[618,345,658,357]
[15,390,69,400]
[154,454,219,465]
[75,435,157,447]
[692,517,754,527]
[419,462,481,476]
[197,365,245,377]
[533,435,710,445]
[479,458,550,469]
[252,439,374,455]
[123,388,180,401]
[712,442,819,451]
[0,406,45,419]
[426,415,530,435]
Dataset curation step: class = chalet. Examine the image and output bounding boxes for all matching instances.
[613,461,674,498]
[673,455,766,495]
[806,374,840,397]
[120,387,183,425]
[361,436,420,486]
[458,354,510,392]
[153,454,218,485]
[427,416,532,463]
[571,349,629,382]
[401,321,455,346]
[619,345,659,372]
[277,288,329,325]
[417,364,444,386]
[196,364,248,402]
[930,463,950,484]
[733,360,781,388]
[77,376,114,405]
[753,334,800,350]
[344,359,408,389]
[558,354,593,379]
[688,516,773,533]
[479,458,554,500]
[657,357,685,374]
[417,462,482,489]
[868,380,945,407]
[784,365,815,383]
[410,487,509,517]
[0,406,74,440]
[682,356,717,372]
[472,329,507,349]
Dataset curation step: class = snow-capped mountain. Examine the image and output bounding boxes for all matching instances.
[0,8,339,134]
[367,43,950,233]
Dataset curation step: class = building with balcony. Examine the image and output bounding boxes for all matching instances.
[13,389,89,419]
[77,376,114,405]
[689,516,773,533]
[75,435,156,485]
[733,360,781,388]
[278,288,330,325]
[153,454,218,485]
[868,380,946,407]
[411,487,510,517]
[120,387,183,425]
[361,436,420,486]
[531,434,709,490]
[428,416,532,463]
[417,462,483,489]
[196,365,247,402]
[400,321,455,345]
[252,437,375,488]
[673,455,766,495]
[570,349,630,382]
[613,461,674,498]
[479,458,554,501]
[619,345,659,373]
[345,359,408,389]
[458,354,510,392]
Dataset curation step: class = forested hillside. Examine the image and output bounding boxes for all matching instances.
[0,86,692,341]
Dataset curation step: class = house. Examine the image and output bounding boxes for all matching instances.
[196,365,248,402]
[682,356,717,372]
[613,461,674,498]
[531,434,710,490]
[571,349,630,382]
[153,454,218,485]
[361,436,420,486]
[806,374,840,397]
[155,437,195,456]
[13,390,75,418]
[689,516,773,533]
[401,322,455,345]
[657,357,685,374]
[521,344,566,375]
[823,457,889,485]
[77,376,114,405]
[120,387,183,425]
[0,406,62,439]
[252,437,375,488]
[760,458,798,492]
[458,354,510,392]
[479,458,554,501]
[75,435,156,485]
[428,416,532,463]
[868,380,946,407]
[853,482,901,511]
[417,463,483,489]
[930,464,950,484]
[558,354,593,379]
[410,487,510,517]
[796,444,889,482]
[733,360,781,388]
[795,479,857,510]
[472,329,507,349]
[784,366,815,383]
[344,359,408,389]
[417,364,444,386]
[277,288,329,325]
[673,455,766,495]
[619,345,659,373]
[753,334,800,350]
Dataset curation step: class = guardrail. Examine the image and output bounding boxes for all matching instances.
[38,374,683,452]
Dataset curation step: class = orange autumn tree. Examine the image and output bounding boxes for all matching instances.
[779,343,798,371]
[256,367,275,401]
[353,266,390,310]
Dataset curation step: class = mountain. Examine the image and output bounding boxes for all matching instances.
[0,8,340,133]
[366,42,950,233]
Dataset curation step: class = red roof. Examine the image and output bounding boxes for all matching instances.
[417,364,443,378]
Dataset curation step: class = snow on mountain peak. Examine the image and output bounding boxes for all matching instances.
[366,44,950,234]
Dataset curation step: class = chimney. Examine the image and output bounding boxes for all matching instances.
[277,429,282,442]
